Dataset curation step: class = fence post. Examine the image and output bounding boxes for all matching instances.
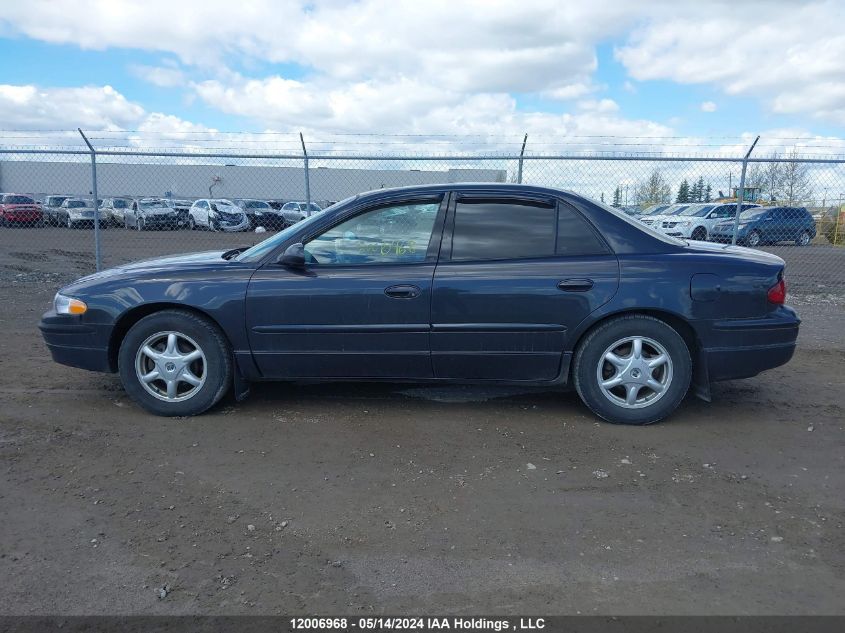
[78,128,101,271]
[516,133,528,183]
[731,135,760,246]
[300,132,311,217]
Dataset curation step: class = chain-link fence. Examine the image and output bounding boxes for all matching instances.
[1,139,844,301]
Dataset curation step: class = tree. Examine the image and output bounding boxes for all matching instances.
[779,149,813,204]
[689,179,700,202]
[692,176,706,202]
[704,184,712,202]
[676,179,690,203]
[635,169,671,205]
[746,153,783,202]
[612,186,622,208]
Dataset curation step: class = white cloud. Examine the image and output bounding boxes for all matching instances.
[129,64,186,88]
[615,1,845,124]
[700,101,717,113]
[0,84,144,129]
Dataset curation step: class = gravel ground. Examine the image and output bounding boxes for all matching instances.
[0,228,843,615]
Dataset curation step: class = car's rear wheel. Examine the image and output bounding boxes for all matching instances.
[118,310,232,416]
[796,230,811,246]
[573,315,691,425]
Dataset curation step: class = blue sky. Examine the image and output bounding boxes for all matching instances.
[0,1,843,151]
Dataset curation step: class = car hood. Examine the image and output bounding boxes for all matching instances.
[64,250,230,288]
[682,240,785,265]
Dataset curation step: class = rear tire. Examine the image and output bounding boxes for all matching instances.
[573,315,691,425]
[118,310,232,417]
[796,230,811,246]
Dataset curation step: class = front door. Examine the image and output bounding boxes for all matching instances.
[246,195,446,378]
[431,194,619,381]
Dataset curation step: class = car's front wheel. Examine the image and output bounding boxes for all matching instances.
[746,230,761,247]
[573,315,691,425]
[118,310,232,416]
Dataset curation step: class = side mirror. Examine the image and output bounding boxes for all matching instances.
[278,243,306,268]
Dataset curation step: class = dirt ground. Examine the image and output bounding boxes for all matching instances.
[0,228,843,615]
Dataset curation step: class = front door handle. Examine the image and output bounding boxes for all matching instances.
[385,284,421,299]
[557,278,594,292]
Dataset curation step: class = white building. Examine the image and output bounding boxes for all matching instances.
[0,159,507,204]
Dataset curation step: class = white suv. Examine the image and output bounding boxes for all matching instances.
[188,199,249,232]
[653,203,759,241]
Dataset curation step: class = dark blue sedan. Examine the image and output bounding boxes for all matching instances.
[39,184,799,425]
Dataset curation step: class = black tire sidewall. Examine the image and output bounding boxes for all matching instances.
[574,316,692,425]
[118,310,232,416]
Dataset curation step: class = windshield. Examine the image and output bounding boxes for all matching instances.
[236,196,356,263]
[678,205,716,217]
[740,208,769,220]
[3,195,34,204]
[593,199,686,246]
[113,199,129,208]
[46,196,67,206]
[643,205,669,215]
[244,200,270,209]
[67,200,90,208]
[212,200,238,211]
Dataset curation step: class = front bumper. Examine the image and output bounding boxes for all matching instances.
[39,311,113,373]
[142,213,186,227]
[216,217,250,231]
[698,306,800,381]
[2,211,42,222]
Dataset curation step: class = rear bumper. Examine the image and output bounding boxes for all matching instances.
[39,311,113,373]
[700,306,800,381]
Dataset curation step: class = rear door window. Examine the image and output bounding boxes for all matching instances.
[451,199,556,261]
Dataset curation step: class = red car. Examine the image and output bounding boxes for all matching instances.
[0,194,43,226]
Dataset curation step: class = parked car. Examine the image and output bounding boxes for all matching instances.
[124,198,186,230]
[42,195,70,225]
[279,201,323,226]
[232,198,284,229]
[653,203,758,241]
[101,197,133,226]
[709,206,817,246]
[59,198,105,228]
[167,199,193,227]
[638,204,688,228]
[188,199,249,232]
[39,184,799,425]
[0,193,43,227]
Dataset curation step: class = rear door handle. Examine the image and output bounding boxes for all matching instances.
[557,278,594,292]
[385,284,421,299]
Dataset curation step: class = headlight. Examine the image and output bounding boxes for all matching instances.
[54,293,88,315]
[738,222,749,229]
[678,221,690,227]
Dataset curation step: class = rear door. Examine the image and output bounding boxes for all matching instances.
[430,193,619,381]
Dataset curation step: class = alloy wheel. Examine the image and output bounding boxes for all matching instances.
[134,331,207,402]
[596,336,673,409]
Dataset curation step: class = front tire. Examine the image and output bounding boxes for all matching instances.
[690,227,707,241]
[573,315,691,425]
[796,230,811,246]
[746,230,761,247]
[118,310,232,416]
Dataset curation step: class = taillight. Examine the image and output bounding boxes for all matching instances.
[767,278,786,304]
